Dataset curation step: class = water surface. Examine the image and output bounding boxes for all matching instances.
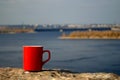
[0,32,120,74]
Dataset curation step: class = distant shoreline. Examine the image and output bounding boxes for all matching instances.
[0,31,35,34]
[59,31,120,40]
[58,37,120,40]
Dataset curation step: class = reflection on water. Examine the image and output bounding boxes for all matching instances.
[0,32,120,74]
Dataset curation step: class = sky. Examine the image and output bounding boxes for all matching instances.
[0,0,120,24]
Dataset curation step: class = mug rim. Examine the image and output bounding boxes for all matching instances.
[23,45,43,47]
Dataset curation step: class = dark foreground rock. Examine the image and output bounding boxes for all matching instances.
[0,68,120,80]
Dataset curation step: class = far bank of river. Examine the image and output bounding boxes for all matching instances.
[59,31,120,39]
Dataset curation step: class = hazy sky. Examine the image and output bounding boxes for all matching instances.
[0,0,120,24]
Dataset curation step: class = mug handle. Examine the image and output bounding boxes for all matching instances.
[42,50,51,65]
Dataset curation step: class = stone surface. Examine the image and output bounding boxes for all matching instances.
[0,68,120,80]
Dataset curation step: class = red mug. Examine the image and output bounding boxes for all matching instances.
[23,46,51,71]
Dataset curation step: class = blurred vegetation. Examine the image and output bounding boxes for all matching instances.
[0,27,34,34]
[61,31,120,39]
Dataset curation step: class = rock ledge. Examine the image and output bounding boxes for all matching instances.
[0,68,120,80]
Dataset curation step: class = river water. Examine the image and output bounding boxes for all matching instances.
[0,32,120,74]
